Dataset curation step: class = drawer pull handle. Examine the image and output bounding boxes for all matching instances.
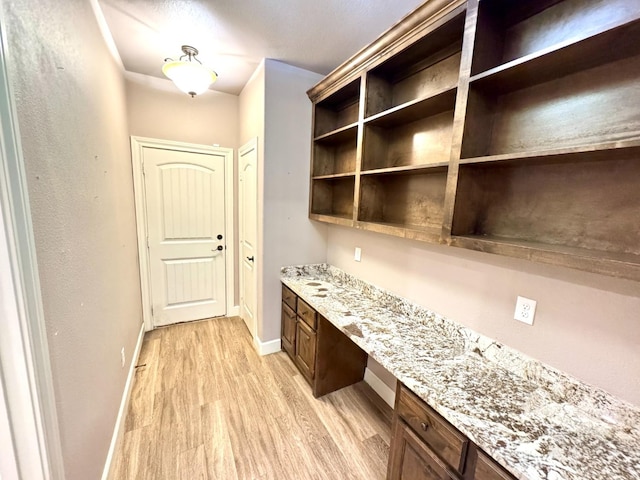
[420,422,429,431]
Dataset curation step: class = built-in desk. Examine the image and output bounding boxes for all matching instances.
[281,264,640,480]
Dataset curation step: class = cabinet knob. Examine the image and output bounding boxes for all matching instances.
[420,422,429,431]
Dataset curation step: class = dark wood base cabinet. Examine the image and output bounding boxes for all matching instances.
[281,284,368,397]
[388,384,515,480]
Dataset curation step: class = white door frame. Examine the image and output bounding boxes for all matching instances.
[0,12,65,479]
[131,136,235,331]
[238,137,258,340]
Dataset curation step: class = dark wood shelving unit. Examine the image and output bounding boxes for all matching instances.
[307,0,640,281]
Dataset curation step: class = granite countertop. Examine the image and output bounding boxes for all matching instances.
[281,264,640,480]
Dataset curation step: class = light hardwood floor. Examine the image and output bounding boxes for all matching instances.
[109,316,391,480]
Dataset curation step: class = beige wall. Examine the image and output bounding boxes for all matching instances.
[126,72,238,148]
[327,226,640,406]
[4,0,143,478]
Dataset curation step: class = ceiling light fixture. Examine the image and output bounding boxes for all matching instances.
[162,45,218,97]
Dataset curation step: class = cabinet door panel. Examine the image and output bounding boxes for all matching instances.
[475,450,515,480]
[281,302,296,357]
[389,419,459,480]
[295,320,316,380]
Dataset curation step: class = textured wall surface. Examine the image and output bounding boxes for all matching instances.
[5,0,143,478]
[327,226,640,406]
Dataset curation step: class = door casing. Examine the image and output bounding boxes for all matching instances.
[131,136,235,331]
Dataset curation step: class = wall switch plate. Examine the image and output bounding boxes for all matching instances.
[514,296,536,325]
[121,347,126,368]
[354,247,362,262]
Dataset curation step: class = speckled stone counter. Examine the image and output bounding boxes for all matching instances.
[281,264,640,480]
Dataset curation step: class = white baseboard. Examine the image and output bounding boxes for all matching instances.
[227,305,240,317]
[253,336,282,356]
[364,368,396,408]
[101,322,145,480]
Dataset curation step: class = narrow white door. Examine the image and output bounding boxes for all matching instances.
[239,139,258,337]
[143,147,227,327]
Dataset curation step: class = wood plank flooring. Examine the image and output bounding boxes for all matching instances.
[109,316,391,480]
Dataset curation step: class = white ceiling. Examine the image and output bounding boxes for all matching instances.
[98,0,427,95]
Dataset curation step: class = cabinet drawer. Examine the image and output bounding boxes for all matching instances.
[296,298,317,330]
[474,450,515,480]
[397,385,468,473]
[282,285,297,310]
[281,302,296,358]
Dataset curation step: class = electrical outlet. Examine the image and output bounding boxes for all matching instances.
[354,247,362,262]
[514,296,536,325]
[121,347,126,368]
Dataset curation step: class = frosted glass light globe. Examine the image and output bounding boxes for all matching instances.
[162,60,217,97]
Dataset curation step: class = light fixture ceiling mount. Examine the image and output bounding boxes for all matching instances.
[162,45,218,98]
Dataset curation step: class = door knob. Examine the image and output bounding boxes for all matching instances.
[216,245,223,251]
[246,256,254,262]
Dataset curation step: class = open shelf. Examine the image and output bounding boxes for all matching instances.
[361,162,449,176]
[451,156,640,279]
[314,78,361,138]
[458,140,640,166]
[364,87,457,128]
[469,18,640,95]
[460,52,640,159]
[363,110,455,171]
[451,235,640,281]
[312,125,358,177]
[309,213,354,227]
[365,11,464,119]
[358,169,447,243]
[357,221,442,243]
[310,176,355,221]
[312,172,357,180]
[470,0,640,76]
[314,122,358,142]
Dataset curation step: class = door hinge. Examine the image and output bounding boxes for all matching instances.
[141,161,146,176]
[151,305,154,316]
[146,236,150,248]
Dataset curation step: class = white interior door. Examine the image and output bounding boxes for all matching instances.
[239,139,258,337]
[143,146,227,327]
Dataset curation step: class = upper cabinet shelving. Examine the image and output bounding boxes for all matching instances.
[307,0,640,282]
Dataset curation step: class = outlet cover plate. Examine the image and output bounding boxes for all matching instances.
[354,247,362,262]
[514,296,536,325]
